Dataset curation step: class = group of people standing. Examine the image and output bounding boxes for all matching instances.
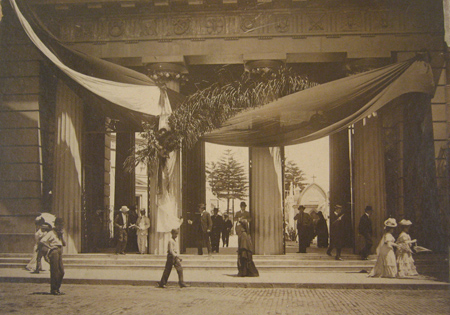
[114,206,151,255]
[188,203,236,255]
[186,202,258,277]
[293,205,329,254]
[295,203,421,279]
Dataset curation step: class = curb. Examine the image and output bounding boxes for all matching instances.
[1,277,448,290]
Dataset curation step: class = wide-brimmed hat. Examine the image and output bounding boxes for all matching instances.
[399,219,412,226]
[365,206,373,212]
[40,222,52,229]
[120,206,130,213]
[297,205,305,210]
[384,218,397,228]
[335,204,343,209]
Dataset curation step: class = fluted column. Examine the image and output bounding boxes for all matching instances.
[52,80,83,254]
[353,116,387,253]
[114,133,136,210]
[345,58,389,254]
[329,129,352,248]
[147,63,187,254]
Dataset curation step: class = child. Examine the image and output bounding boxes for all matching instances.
[26,218,48,272]
[157,229,189,288]
[369,218,398,278]
[396,219,418,277]
[39,217,66,295]
[31,222,52,273]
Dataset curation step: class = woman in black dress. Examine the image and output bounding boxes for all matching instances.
[237,220,259,277]
[315,211,329,248]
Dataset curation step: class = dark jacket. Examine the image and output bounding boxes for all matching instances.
[358,213,372,238]
[114,212,131,229]
[200,211,213,232]
[211,214,223,233]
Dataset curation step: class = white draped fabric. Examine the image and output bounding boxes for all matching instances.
[251,147,284,255]
[10,0,168,117]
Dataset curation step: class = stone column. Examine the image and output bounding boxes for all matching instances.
[345,58,390,254]
[114,132,136,211]
[352,116,387,253]
[52,80,83,254]
[329,129,352,248]
[146,63,187,254]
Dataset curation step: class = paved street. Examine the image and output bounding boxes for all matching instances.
[0,282,449,315]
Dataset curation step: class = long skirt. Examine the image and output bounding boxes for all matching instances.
[397,250,418,277]
[369,249,397,278]
[237,253,259,277]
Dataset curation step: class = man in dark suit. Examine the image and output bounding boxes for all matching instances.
[210,208,223,253]
[294,205,313,253]
[358,205,374,260]
[222,214,233,247]
[114,205,131,255]
[327,205,345,260]
[188,203,212,255]
[199,204,213,255]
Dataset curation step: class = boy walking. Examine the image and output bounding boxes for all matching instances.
[157,229,189,288]
[38,217,66,295]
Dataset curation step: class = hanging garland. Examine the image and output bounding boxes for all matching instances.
[126,66,318,173]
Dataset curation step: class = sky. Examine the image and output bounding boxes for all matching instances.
[285,137,330,193]
[205,137,330,209]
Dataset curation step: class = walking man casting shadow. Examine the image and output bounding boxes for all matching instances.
[157,229,189,288]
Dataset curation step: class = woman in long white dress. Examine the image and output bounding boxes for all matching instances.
[396,219,418,277]
[369,218,398,278]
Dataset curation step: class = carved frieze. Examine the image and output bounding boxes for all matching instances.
[337,11,363,32]
[57,8,442,43]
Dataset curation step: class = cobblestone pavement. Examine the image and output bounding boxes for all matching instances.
[0,283,449,315]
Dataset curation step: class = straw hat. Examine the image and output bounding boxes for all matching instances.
[399,219,412,226]
[384,218,397,228]
[120,206,129,213]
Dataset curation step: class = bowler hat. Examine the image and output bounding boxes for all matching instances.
[365,206,373,212]
[240,201,247,207]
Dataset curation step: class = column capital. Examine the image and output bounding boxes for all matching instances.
[244,59,285,76]
[146,62,188,84]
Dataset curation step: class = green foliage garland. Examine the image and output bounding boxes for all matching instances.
[127,66,318,173]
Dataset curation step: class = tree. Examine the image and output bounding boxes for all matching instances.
[284,160,307,195]
[206,149,248,213]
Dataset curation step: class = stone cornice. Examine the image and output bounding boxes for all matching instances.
[52,8,443,44]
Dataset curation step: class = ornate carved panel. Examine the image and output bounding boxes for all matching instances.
[56,8,442,43]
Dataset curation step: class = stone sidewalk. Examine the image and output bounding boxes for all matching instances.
[0,265,448,290]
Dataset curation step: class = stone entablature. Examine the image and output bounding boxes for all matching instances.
[31,4,442,43]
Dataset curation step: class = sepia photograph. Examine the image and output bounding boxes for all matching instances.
[0,0,449,314]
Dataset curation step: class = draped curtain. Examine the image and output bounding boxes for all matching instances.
[9,0,177,125]
[203,59,435,146]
